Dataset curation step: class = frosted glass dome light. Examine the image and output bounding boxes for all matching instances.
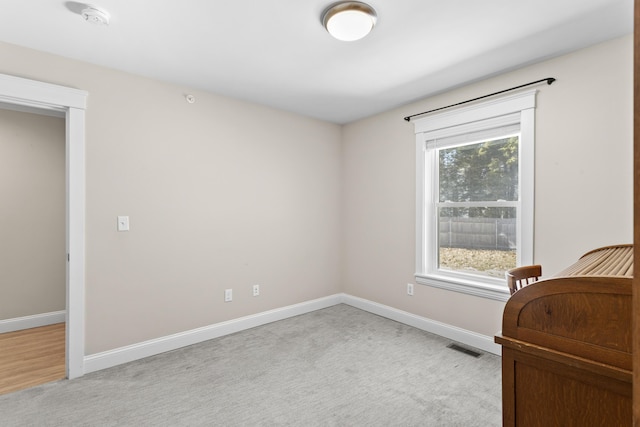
[322,2,377,42]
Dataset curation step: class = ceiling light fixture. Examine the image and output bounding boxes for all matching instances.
[81,5,110,26]
[322,2,377,42]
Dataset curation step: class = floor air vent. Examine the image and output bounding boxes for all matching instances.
[447,343,481,358]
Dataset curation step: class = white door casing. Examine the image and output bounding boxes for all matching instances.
[0,74,87,379]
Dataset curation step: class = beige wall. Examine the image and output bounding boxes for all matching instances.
[0,42,342,354]
[0,34,631,354]
[342,35,633,337]
[0,109,65,319]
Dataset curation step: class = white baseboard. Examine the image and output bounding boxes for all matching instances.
[84,294,342,374]
[84,293,500,375]
[339,294,501,355]
[0,311,66,334]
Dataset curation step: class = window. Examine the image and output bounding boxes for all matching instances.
[413,90,536,301]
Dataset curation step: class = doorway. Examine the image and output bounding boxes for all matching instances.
[0,73,87,379]
[0,108,66,393]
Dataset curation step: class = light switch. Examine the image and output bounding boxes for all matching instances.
[117,216,129,232]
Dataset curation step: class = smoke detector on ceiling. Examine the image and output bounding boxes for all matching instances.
[81,5,110,26]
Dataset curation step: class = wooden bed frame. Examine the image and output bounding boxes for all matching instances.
[495,244,633,425]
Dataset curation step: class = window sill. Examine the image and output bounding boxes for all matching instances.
[415,273,511,302]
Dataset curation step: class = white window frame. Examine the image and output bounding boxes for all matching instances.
[413,90,536,301]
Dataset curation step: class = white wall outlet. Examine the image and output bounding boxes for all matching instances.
[224,289,233,302]
[252,284,260,297]
[407,283,414,296]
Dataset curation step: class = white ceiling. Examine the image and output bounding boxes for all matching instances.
[0,0,633,124]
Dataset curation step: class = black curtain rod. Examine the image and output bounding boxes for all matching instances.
[403,77,556,122]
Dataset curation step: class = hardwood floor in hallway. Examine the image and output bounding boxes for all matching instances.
[0,323,65,395]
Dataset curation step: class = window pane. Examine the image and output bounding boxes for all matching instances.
[438,136,519,202]
[438,207,516,278]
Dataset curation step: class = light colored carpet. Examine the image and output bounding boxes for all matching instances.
[0,304,501,426]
